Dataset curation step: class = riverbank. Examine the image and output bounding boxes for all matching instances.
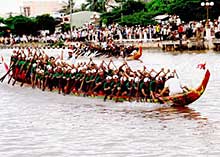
[0,42,49,49]
[115,38,220,51]
[1,38,220,52]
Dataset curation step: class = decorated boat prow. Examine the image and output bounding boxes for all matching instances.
[158,69,210,106]
[126,44,142,60]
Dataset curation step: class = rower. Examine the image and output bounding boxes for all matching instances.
[52,66,63,93]
[61,48,76,66]
[103,76,113,101]
[91,69,105,95]
[160,75,184,96]
[118,76,129,97]
[140,77,150,101]
[149,71,160,101]
[135,76,142,102]
[127,77,135,101]
[84,70,94,92]
[48,56,56,68]
[110,75,120,98]
[44,64,54,91]
[62,67,72,94]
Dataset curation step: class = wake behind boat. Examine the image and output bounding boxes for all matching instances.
[0,49,210,107]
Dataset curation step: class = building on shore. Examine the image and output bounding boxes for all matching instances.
[63,11,101,28]
[21,0,65,17]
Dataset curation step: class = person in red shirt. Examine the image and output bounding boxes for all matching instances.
[178,24,184,48]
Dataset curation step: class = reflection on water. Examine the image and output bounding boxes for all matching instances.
[0,49,220,156]
[148,106,207,121]
[96,103,207,121]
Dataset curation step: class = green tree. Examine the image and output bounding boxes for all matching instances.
[0,17,4,23]
[80,3,87,11]
[85,0,107,13]
[0,17,6,37]
[35,14,56,34]
[121,11,156,26]
[101,0,146,25]
[61,23,70,32]
[146,0,220,22]
[102,0,220,26]
[59,0,75,14]
[4,15,37,35]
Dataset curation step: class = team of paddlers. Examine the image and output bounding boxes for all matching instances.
[64,41,138,58]
[31,41,137,58]
[1,47,181,102]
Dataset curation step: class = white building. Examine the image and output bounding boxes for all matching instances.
[63,11,101,28]
[22,0,66,17]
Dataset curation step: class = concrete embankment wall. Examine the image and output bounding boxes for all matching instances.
[0,39,219,51]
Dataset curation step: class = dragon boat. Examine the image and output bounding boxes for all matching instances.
[126,44,143,61]
[9,63,210,107]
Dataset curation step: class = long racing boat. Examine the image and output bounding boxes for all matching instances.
[6,63,210,107]
[0,50,210,107]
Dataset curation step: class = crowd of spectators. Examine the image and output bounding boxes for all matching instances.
[1,15,220,46]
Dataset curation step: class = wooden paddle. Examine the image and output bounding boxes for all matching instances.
[0,59,19,83]
[20,52,37,87]
[86,61,106,95]
[78,75,86,93]
[135,81,140,102]
[128,83,133,102]
[64,77,71,95]
[85,73,98,96]
[0,67,13,83]
[110,59,117,70]
[42,76,48,91]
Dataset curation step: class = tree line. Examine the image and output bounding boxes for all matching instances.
[101,0,220,26]
[0,14,59,36]
[60,0,220,26]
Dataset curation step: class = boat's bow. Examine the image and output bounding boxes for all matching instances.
[158,69,210,106]
[127,45,143,60]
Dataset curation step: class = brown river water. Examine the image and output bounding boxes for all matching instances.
[0,48,220,156]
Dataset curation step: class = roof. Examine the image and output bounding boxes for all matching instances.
[0,23,7,27]
[64,11,101,28]
[153,14,169,20]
